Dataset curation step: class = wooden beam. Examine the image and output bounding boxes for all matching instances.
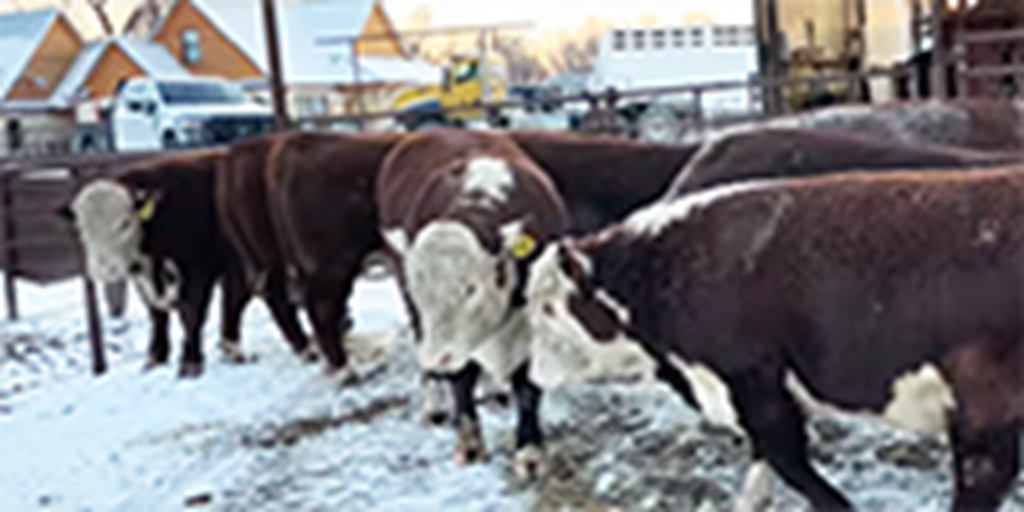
[930,0,949,98]
[261,0,290,130]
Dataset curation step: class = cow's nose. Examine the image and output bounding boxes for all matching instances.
[127,261,143,275]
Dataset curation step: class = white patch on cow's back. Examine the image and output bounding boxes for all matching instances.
[666,353,743,431]
[625,179,773,237]
[784,363,957,438]
[462,156,514,204]
[404,220,517,374]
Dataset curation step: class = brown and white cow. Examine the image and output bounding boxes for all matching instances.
[263,130,403,382]
[523,167,1024,511]
[377,127,569,478]
[59,147,317,377]
[690,97,1024,153]
[216,133,320,365]
[667,127,1024,197]
[59,150,246,376]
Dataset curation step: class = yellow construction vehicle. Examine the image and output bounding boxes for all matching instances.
[389,54,509,130]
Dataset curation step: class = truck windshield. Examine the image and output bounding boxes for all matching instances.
[157,82,248,105]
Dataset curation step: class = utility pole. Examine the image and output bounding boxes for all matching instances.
[930,0,949,98]
[261,0,290,129]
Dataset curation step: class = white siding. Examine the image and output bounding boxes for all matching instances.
[594,24,760,116]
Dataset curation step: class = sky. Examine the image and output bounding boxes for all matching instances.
[380,0,755,29]
[0,0,756,39]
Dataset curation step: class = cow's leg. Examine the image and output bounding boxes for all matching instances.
[263,270,315,362]
[731,375,851,511]
[949,418,1020,512]
[511,361,547,480]
[177,273,216,378]
[143,306,171,370]
[306,277,356,384]
[449,362,488,464]
[733,458,775,512]
[421,371,453,426]
[218,263,251,364]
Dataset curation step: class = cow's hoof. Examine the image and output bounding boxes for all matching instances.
[177,362,204,379]
[297,345,320,364]
[325,365,360,386]
[453,418,488,464]
[219,340,247,364]
[142,356,168,371]
[421,410,449,427]
[481,392,511,411]
[513,445,549,481]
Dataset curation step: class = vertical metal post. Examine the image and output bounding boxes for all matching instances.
[350,39,366,131]
[84,278,107,375]
[2,173,18,321]
[261,0,290,130]
[756,0,784,115]
[70,167,106,375]
[930,0,949,98]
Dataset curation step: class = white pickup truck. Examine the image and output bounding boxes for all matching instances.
[76,76,275,153]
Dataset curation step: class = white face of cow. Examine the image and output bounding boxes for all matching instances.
[403,220,521,373]
[66,180,179,310]
[524,243,656,390]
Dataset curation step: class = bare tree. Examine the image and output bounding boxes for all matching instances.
[122,0,170,36]
[86,0,114,36]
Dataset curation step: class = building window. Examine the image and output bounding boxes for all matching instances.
[690,27,704,47]
[181,29,201,64]
[671,29,685,48]
[651,30,666,50]
[612,30,626,52]
[632,30,645,50]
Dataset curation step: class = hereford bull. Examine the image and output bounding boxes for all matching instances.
[58,149,297,377]
[216,133,320,364]
[377,128,569,478]
[411,131,702,425]
[691,97,1024,153]
[265,130,403,381]
[523,167,1024,511]
[667,127,1024,197]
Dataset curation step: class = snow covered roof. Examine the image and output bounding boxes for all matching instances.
[50,38,190,106]
[0,9,62,100]
[149,0,434,86]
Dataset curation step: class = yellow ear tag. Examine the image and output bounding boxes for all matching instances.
[510,233,537,260]
[137,197,156,222]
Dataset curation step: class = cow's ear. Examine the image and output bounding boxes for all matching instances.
[499,218,537,261]
[134,190,161,223]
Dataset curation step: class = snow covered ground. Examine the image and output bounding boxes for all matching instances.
[1,274,1022,511]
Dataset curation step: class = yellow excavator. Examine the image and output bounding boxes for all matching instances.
[389,54,509,130]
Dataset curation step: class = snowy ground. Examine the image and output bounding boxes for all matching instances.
[1,274,1022,512]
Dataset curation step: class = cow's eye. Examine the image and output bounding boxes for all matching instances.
[127,261,143,275]
[118,218,132,233]
[465,284,477,297]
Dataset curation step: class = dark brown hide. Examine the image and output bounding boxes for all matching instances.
[378,128,569,246]
[729,97,1024,153]
[266,130,403,371]
[668,128,1024,197]
[509,130,699,234]
[565,167,1024,510]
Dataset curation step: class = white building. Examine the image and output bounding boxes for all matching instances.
[592,24,762,116]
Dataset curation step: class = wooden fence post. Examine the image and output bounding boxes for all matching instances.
[70,166,107,375]
[2,172,18,321]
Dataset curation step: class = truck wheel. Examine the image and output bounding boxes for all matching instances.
[162,132,179,149]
